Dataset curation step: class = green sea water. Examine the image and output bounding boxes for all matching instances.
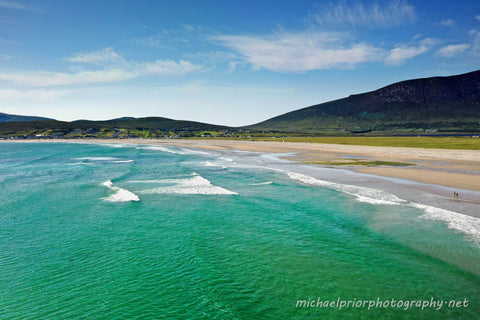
[0,142,479,319]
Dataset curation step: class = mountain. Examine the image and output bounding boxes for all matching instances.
[247,70,480,134]
[0,112,55,122]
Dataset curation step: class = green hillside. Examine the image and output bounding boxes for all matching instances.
[247,70,480,134]
[0,117,233,139]
[0,112,55,122]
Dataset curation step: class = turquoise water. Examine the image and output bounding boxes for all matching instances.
[0,142,479,319]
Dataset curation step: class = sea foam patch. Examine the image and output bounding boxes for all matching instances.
[136,145,180,154]
[251,181,273,185]
[285,170,480,242]
[139,173,237,195]
[101,180,140,202]
[136,145,210,156]
[73,157,133,165]
[286,171,406,205]
[414,203,480,243]
[75,157,121,161]
[202,161,227,168]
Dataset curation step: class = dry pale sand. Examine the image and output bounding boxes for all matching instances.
[3,138,480,192]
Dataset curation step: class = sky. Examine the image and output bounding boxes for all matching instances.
[0,0,479,126]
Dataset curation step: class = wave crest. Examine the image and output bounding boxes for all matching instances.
[102,180,140,202]
[139,174,237,195]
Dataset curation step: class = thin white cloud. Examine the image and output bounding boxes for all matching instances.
[0,69,134,87]
[215,31,437,71]
[0,0,36,11]
[214,32,384,72]
[470,30,480,52]
[313,0,415,28]
[182,24,202,33]
[132,26,203,49]
[440,19,455,27]
[384,38,435,65]
[184,51,238,63]
[0,47,202,87]
[66,47,122,65]
[436,44,470,57]
[132,35,164,48]
[475,15,480,21]
[138,59,201,75]
[183,50,241,71]
[181,80,206,93]
[0,88,69,101]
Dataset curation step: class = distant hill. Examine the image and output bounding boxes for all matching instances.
[0,116,232,137]
[70,116,230,130]
[247,70,480,134]
[0,112,55,122]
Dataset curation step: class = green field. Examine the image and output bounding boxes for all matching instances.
[258,136,480,150]
[214,135,480,150]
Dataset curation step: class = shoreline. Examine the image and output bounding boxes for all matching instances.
[2,138,480,194]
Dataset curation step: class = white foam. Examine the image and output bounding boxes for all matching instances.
[136,145,180,154]
[72,157,132,165]
[136,145,210,156]
[202,161,227,168]
[139,174,237,195]
[286,171,333,187]
[102,143,131,148]
[102,180,114,188]
[285,170,480,242]
[101,180,140,202]
[338,184,407,206]
[251,181,273,185]
[413,203,480,243]
[127,179,170,184]
[179,148,210,155]
[286,171,406,206]
[75,157,120,161]
[67,162,94,166]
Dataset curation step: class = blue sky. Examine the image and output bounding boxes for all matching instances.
[0,0,479,126]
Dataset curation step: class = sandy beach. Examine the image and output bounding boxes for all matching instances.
[2,138,480,193]
[154,139,480,193]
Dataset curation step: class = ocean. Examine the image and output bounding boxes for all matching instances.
[0,142,479,319]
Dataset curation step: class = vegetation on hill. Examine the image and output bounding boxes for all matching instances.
[0,112,54,122]
[246,70,480,134]
[0,117,235,139]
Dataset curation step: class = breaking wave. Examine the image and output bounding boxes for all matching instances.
[285,171,480,242]
[101,180,140,202]
[136,145,210,156]
[138,173,237,195]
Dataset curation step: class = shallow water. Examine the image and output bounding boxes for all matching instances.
[0,142,479,319]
